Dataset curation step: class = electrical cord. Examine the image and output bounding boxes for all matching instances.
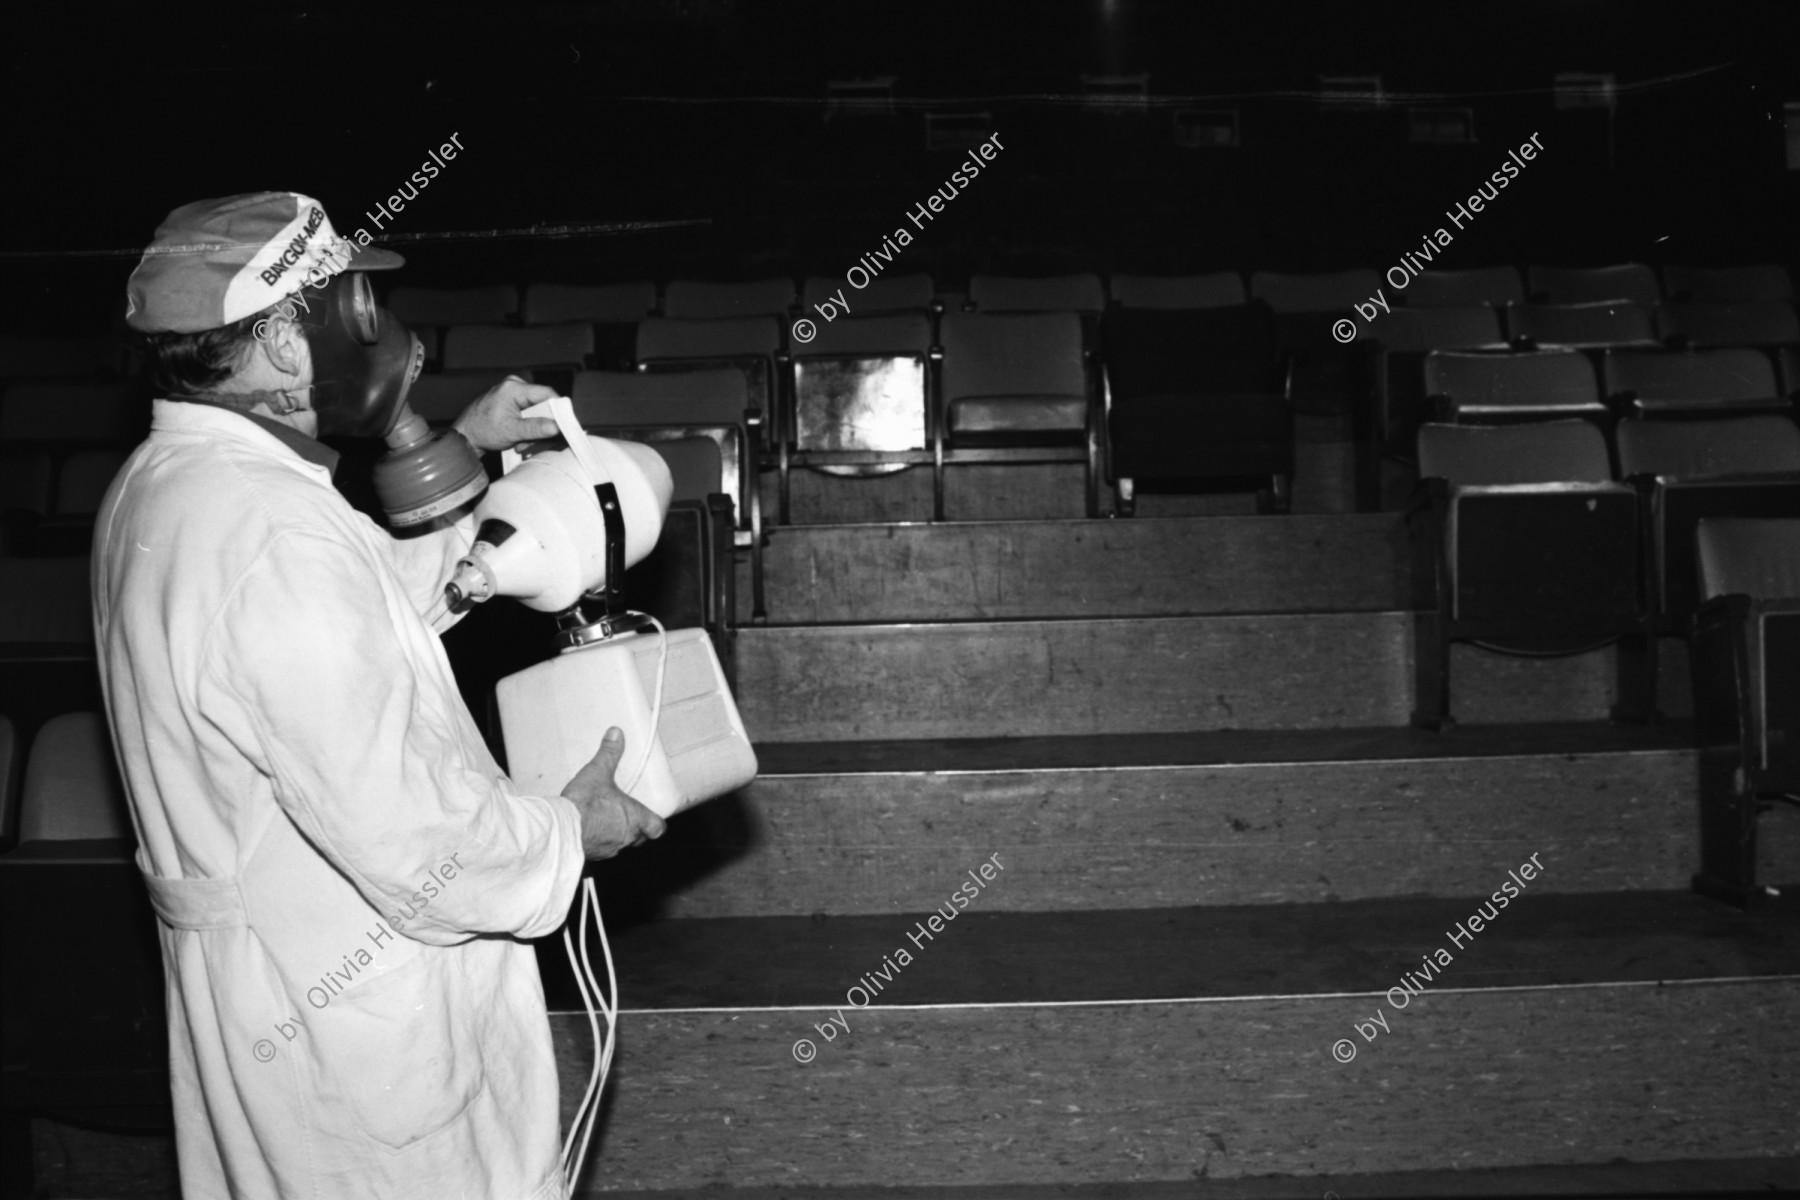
[559,611,669,1194]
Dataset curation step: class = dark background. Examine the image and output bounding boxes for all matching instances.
[2,0,1795,326]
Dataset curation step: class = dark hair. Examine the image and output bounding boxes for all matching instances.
[137,306,278,396]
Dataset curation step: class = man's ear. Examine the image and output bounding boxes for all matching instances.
[256,314,311,380]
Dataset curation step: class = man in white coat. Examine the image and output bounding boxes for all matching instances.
[94,191,665,1199]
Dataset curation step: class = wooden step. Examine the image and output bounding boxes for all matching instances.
[598,724,1714,919]
[551,892,1799,1191]
[741,515,1408,624]
[734,616,1694,741]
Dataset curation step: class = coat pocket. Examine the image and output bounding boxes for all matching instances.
[304,947,488,1154]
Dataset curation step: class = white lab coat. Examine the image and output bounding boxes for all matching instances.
[91,400,584,1200]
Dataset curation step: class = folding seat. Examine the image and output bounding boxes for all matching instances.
[1422,349,1606,425]
[386,285,519,370]
[1690,517,1800,905]
[1661,265,1794,304]
[662,278,796,320]
[0,382,147,554]
[405,369,530,426]
[1601,347,1786,418]
[634,315,785,484]
[1655,300,1800,350]
[1617,414,1800,632]
[1102,302,1290,513]
[1400,266,1524,309]
[800,273,932,316]
[0,711,165,1127]
[1408,420,1646,729]
[967,274,1107,314]
[1526,263,1660,307]
[936,312,1097,519]
[520,282,658,372]
[0,556,100,738]
[1503,301,1658,351]
[440,323,594,394]
[569,368,761,623]
[1249,269,1385,506]
[1374,307,1508,455]
[1109,273,1246,310]
[785,313,935,519]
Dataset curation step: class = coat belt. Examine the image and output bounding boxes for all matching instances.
[140,870,250,930]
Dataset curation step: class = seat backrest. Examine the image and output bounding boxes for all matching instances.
[570,368,750,428]
[1417,420,1614,486]
[1402,266,1524,308]
[634,316,783,362]
[938,313,1085,402]
[1655,301,1800,349]
[1617,415,1800,478]
[662,278,796,320]
[801,273,932,315]
[521,281,657,326]
[0,449,54,515]
[19,712,132,842]
[1697,517,1800,601]
[1662,265,1795,304]
[405,370,528,423]
[1108,272,1246,310]
[1377,306,1507,353]
[642,439,726,506]
[968,273,1107,314]
[798,314,932,358]
[1783,347,1800,398]
[1505,301,1656,348]
[1423,349,1597,410]
[1249,269,1383,313]
[1527,263,1660,307]
[386,285,519,327]
[54,450,128,516]
[1602,347,1780,405]
[1102,304,1278,394]
[0,382,145,443]
[440,323,594,371]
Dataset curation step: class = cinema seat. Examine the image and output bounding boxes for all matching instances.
[387,285,520,370]
[1691,517,1800,905]
[1102,302,1290,513]
[570,368,762,622]
[1422,348,1606,425]
[635,316,786,471]
[1401,266,1525,309]
[1109,273,1246,310]
[801,274,933,316]
[1617,415,1800,631]
[441,323,594,393]
[404,369,529,426]
[1249,269,1384,506]
[1374,306,1508,455]
[1527,263,1660,308]
[0,449,53,555]
[521,282,658,372]
[16,712,130,843]
[968,274,1107,314]
[936,311,1097,519]
[1601,347,1787,418]
[0,382,146,555]
[1662,265,1794,304]
[662,278,796,320]
[0,556,100,738]
[1409,420,1646,729]
[1654,301,1800,351]
[1503,301,1658,351]
[785,314,934,517]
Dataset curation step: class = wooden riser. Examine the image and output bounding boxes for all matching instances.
[742,515,1408,625]
[735,617,1694,741]
[621,741,1698,918]
[560,980,1799,1191]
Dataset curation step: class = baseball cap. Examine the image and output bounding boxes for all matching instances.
[125,191,403,334]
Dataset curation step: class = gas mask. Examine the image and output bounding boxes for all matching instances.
[296,270,488,527]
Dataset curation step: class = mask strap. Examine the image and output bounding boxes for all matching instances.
[167,388,310,416]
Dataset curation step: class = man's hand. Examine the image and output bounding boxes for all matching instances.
[563,728,667,860]
[452,375,562,454]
